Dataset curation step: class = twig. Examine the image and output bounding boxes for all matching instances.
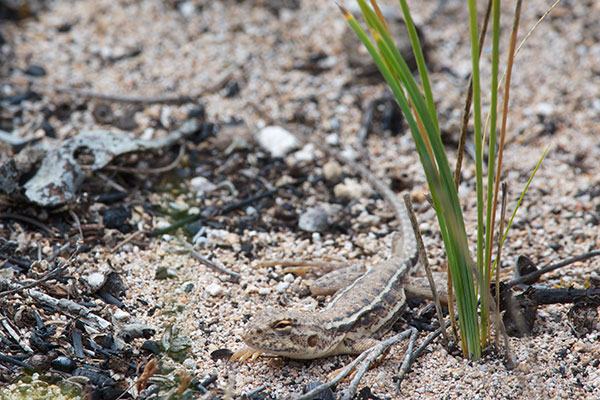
[69,210,84,242]
[0,353,35,371]
[0,253,32,269]
[0,266,66,297]
[295,330,414,400]
[0,213,57,237]
[13,69,233,104]
[241,385,266,399]
[506,250,600,289]
[1,318,34,353]
[101,143,186,174]
[395,327,418,393]
[341,328,417,400]
[177,237,241,281]
[402,194,448,344]
[109,231,143,253]
[495,183,507,348]
[26,80,194,105]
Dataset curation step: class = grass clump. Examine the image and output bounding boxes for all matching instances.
[342,0,549,359]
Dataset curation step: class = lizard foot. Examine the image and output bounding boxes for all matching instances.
[230,346,264,362]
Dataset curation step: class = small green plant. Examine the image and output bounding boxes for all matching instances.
[342,0,548,359]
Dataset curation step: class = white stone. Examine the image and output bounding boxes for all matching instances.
[206,283,223,297]
[178,1,196,17]
[334,178,366,201]
[283,273,295,283]
[182,358,197,369]
[322,160,342,182]
[86,272,106,292]
[325,132,339,145]
[275,282,290,293]
[190,176,217,196]
[255,126,300,157]
[113,309,130,321]
[298,206,329,232]
[258,287,271,295]
[292,143,316,163]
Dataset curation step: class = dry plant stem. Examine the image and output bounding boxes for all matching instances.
[507,250,600,289]
[394,327,418,392]
[177,237,241,281]
[402,194,448,344]
[0,213,56,237]
[0,267,65,297]
[0,277,111,330]
[342,327,417,400]
[101,144,186,174]
[69,210,84,242]
[110,231,143,253]
[487,0,522,275]
[242,386,266,398]
[495,182,508,346]
[95,172,129,193]
[295,330,414,400]
[1,318,34,352]
[15,76,215,105]
[341,328,417,400]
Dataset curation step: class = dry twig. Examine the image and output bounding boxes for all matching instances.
[403,194,448,344]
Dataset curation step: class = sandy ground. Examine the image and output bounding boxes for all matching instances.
[2,0,600,398]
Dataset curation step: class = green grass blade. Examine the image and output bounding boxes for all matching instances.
[397,0,439,133]
[500,146,549,251]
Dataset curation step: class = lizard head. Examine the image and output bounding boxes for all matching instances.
[241,307,338,359]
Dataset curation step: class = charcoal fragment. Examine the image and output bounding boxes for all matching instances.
[51,355,76,372]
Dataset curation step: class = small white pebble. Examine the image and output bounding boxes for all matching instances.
[155,220,171,230]
[326,132,340,145]
[246,285,259,294]
[206,283,223,296]
[113,309,130,321]
[258,287,271,295]
[283,273,295,283]
[182,358,197,369]
[275,282,290,293]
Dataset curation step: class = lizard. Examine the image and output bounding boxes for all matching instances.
[231,160,445,361]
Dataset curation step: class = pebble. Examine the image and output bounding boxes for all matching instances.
[298,206,329,232]
[275,282,290,293]
[292,143,316,163]
[182,358,197,369]
[178,1,196,17]
[113,309,130,321]
[325,132,340,145]
[333,178,367,201]
[206,283,223,297]
[258,287,271,295]
[283,273,295,283]
[190,176,217,196]
[322,160,342,182]
[245,285,259,294]
[86,272,106,292]
[256,126,300,157]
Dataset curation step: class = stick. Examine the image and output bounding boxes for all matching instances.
[341,328,417,400]
[506,250,600,288]
[295,330,414,400]
[403,194,448,344]
[177,237,241,281]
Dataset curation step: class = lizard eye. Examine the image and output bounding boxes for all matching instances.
[272,320,293,331]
